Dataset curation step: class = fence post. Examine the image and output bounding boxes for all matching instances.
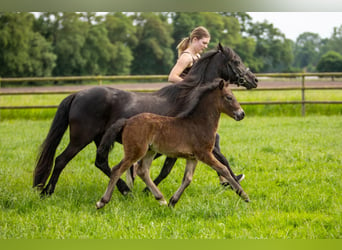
[301,75,306,116]
[97,75,102,86]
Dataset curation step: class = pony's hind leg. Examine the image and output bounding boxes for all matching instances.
[41,143,82,196]
[137,151,167,206]
[169,159,197,207]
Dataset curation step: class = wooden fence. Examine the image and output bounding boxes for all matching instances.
[1,72,342,116]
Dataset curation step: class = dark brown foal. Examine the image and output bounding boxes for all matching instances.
[96,79,249,209]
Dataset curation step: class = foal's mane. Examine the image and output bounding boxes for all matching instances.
[154,44,236,118]
[155,78,222,118]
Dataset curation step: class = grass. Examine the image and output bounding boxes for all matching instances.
[0,116,341,239]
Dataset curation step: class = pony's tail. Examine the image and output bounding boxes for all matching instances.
[33,94,76,189]
[97,118,127,158]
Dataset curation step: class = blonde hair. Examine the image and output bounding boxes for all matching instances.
[176,26,210,57]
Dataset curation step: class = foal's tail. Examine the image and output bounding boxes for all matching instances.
[33,94,76,189]
[97,118,127,158]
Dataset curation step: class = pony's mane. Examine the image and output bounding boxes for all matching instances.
[155,78,222,118]
[183,50,220,84]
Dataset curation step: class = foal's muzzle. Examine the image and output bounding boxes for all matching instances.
[234,109,245,121]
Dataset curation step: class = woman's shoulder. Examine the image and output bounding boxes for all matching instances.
[178,52,194,65]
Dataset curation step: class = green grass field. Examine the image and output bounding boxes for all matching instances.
[0,116,341,239]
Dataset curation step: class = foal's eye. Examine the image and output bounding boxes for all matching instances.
[225,95,233,101]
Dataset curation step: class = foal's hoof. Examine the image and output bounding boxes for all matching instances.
[96,200,106,209]
[158,199,168,206]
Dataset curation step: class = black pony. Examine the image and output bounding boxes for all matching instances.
[33,43,258,196]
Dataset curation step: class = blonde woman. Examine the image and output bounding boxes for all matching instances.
[168,26,210,83]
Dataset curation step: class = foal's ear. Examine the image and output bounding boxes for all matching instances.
[219,79,225,90]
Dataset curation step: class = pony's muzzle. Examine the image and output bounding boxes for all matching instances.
[234,109,245,121]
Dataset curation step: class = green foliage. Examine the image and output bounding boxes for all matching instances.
[131,13,174,74]
[323,25,342,55]
[1,12,342,78]
[316,51,342,72]
[294,32,322,70]
[248,21,293,72]
[0,13,56,77]
[0,117,341,238]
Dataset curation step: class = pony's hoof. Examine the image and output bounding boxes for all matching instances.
[40,186,53,198]
[96,201,106,209]
[168,197,177,208]
[244,198,250,203]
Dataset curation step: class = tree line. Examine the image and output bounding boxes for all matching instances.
[1,12,342,78]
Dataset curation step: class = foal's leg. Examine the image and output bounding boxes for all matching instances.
[143,156,177,192]
[199,152,250,202]
[137,151,167,206]
[94,137,131,195]
[169,159,197,208]
[96,159,134,209]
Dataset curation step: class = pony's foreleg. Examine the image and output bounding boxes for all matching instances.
[212,133,241,185]
[153,157,177,186]
[169,159,197,207]
[137,152,167,206]
[199,152,250,202]
[96,159,133,209]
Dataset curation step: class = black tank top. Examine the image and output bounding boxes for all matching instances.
[179,52,198,79]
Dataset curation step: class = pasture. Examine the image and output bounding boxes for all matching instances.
[0,115,341,239]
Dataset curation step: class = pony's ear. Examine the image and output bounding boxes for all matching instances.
[217,43,224,52]
[219,79,225,90]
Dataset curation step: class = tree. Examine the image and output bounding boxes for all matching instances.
[104,12,137,48]
[293,32,322,71]
[248,21,293,72]
[322,25,342,56]
[316,51,342,72]
[52,13,89,76]
[81,22,116,75]
[0,12,56,77]
[131,13,174,74]
[104,12,136,75]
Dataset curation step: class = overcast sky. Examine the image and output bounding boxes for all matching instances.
[247,12,342,41]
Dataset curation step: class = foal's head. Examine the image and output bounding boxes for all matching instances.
[217,79,245,121]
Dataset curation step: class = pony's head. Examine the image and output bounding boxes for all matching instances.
[185,43,258,90]
[217,43,258,89]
